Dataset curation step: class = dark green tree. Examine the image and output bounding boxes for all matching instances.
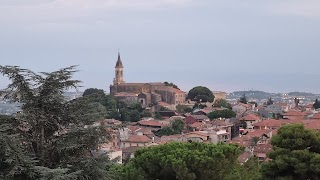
[164,81,180,90]
[207,109,236,120]
[266,98,274,106]
[261,124,320,180]
[155,119,185,137]
[313,99,320,110]
[213,99,232,109]
[0,65,112,179]
[171,119,185,133]
[187,86,215,103]
[118,142,241,180]
[83,88,105,97]
[239,94,248,104]
[176,104,193,114]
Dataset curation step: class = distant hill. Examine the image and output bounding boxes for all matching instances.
[228,90,274,99]
[287,92,319,97]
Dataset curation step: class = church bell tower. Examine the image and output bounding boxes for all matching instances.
[113,52,124,85]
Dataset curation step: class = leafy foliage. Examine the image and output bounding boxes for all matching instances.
[213,99,232,109]
[266,98,274,106]
[164,82,180,90]
[155,119,185,137]
[0,65,113,179]
[261,124,320,180]
[176,104,193,114]
[313,99,320,110]
[207,109,236,120]
[117,142,241,180]
[239,94,248,104]
[187,86,215,103]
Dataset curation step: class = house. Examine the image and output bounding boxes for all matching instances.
[282,109,305,120]
[253,119,288,130]
[239,114,261,129]
[233,103,255,114]
[189,122,205,131]
[189,115,209,122]
[253,144,272,162]
[121,133,152,148]
[184,116,198,125]
[138,119,164,129]
[122,146,141,163]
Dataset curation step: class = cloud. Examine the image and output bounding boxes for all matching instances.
[268,0,320,18]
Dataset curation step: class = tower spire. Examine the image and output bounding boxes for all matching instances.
[115,51,124,68]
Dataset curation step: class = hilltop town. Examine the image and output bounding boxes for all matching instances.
[70,54,320,165]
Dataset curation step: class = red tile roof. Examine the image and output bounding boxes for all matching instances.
[283,110,303,116]
[127,126,142,132]
[240,114,261,121]
[189,122,203,128]
[184,116,198,125]
[253,144,272,154]
[125,135,152,143]
[138,120,164,128]
[311,113,320,119]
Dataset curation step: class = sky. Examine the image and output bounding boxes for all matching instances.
[0,0,320,93]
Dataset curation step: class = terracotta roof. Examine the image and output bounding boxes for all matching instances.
[212,120,233,127]
[283,110,303,116]
[190,115,208,120]
[184,116,198,125]
[311,113,320,119]
[254,144,272,154]
[189,122,203,128]
[305,120,320,130]
[245,129,273,139]
[240,114,261,121]
[125,135,152,143]
[253,119,288,128]
[138,120,164,127]
[238,103,252,109]
[127,126,142,132]
[238,152,252,164]
[189,131,209,137]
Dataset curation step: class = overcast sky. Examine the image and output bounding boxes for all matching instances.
[0,0,320,93]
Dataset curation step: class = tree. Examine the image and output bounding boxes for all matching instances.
[207,109,236,120]
[83,88,105,97]
[314,99,320,110]
[239,94,248,104]
[164,81,180,90]
[187,86,215,103]
[155,119,185,137]
[250,136,260,147]
[117,142,241,180]
[261,124,320,180]
[0,65,112,179]
[266,98,274,106]
[213,99,232,109]
[154,111,163,120]
[171,119,185,133]
[176,104,193,114]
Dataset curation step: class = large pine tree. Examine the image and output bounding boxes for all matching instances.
[0,65,112,179]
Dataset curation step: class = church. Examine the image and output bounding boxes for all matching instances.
[110,53,186,109]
